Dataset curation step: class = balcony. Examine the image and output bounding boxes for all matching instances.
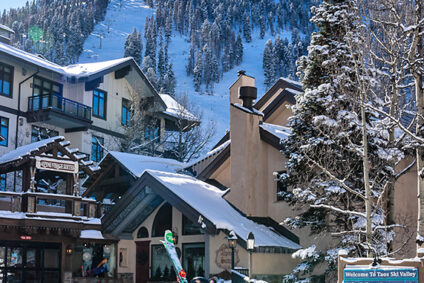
[27,94,92,129]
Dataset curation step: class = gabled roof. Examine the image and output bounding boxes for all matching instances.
[259,123,291,150]
[0,136,99,175]
[107,151,185,178]
[254,77,302,111]
[103,169,301,252]
[159,94,198,122]
[82,151,185,197]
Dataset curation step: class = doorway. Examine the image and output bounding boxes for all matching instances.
[136,241,150,283]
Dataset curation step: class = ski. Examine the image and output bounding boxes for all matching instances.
[162,230,188,283]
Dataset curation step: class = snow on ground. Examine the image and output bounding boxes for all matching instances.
[80,0,293,147]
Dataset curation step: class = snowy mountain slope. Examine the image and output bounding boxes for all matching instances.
[80,0,293,146]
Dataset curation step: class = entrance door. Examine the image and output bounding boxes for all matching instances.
[136,241,150,283]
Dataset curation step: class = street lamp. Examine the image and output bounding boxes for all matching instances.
[227,231,237,270]
[247,232,255,279]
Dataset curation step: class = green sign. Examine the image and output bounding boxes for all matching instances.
[28,26,43,42]
[165,230,173,244]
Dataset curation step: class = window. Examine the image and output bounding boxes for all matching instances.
[144,118,160,142]
[182,215,203,235]
[0,117,8,147]
[93,89,106,119]
[137,227,149,238]
[122,98,131,126]
[152,203,172,237]
[183,243,205,280]
[151,245,173,281]
[33,77,62,97]
[0,174,5,191]
[0,62,13,97]
[31,126,59,143]
[91,136,104,162]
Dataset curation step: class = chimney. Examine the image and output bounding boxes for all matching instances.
[238,86,257,109]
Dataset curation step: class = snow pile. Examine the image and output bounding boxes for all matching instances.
[145,169,301,250]
[109,151,185,177]
[292,245,319,260]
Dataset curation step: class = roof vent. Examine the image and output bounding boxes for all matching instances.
[239,86,257,109]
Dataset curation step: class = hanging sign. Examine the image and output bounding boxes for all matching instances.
[35,157,79,174]
[344,267,418,282]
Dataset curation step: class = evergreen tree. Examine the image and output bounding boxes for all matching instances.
[242,12,252,43]
[193,49,203,92]
[263,39,275,87]
[234,33,243,66]
[187,46,195,75]
[124,27,142,65]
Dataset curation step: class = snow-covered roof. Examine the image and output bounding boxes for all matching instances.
[0,136,64,164]
[0,42,132,79]
[186,139,231,169]
[80,229,104,239]
[108,151,185,178]
[259,123,291,141]
[0,24,14,34]
[145,169,301,250]
[159,94,198,121]
[0,210,101,224]
[278,77,302,88]
[232,103,264,116]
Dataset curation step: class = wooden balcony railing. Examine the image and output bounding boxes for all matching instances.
[0,191,100,219]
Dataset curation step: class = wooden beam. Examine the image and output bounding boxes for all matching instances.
[82,160,115,197]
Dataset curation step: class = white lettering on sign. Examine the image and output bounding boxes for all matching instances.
[35,157,79,174]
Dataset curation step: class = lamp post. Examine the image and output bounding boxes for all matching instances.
[247,232,255,279]
[227,231,237,270]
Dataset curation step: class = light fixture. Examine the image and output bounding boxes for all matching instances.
[66,245,73,255]
[227,231,237,270]
[227,230,237,248]
[247,232,255,279]
[247,232,255,251]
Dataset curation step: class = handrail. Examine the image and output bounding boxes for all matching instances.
[28,93,92,121]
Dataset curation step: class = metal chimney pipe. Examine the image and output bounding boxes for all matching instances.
[239,86,257,109]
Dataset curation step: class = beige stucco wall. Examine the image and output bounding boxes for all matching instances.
[209,157,231,188]
[264,101,293,126]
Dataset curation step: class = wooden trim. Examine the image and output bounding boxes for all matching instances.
[254,78,302,110]
[262,89,296,121]
[259,126,282,150]
[197,146,230,181]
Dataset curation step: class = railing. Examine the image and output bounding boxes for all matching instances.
[28,93,92,121]
[0,191,100,219]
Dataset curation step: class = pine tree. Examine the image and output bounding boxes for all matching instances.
[234,33,243,65]
[193,49,203,92]
[242,13,252,43]
[187,46,195,75]
[124,27,142,65]
[263,39,275,87]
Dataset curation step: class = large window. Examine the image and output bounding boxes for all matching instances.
[33,77,62,97]
[93,89,106,119]
[0,242,61,283]
[0,117,8,147]
[182,215,203,235]
[0,174,5,191]
[151,245,173,281]
[0,63,13,97]
[31,126,59,143]
[122,98,131,126]
[152,203,172,237]
[183,243,205,280]
[91,136,104,162]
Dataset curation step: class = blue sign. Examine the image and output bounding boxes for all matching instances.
[344,268,418,282]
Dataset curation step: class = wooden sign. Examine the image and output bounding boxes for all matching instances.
[215,243,239,269]
[35,157,79,174]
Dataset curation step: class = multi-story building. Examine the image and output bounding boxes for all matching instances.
[0,39,189,192]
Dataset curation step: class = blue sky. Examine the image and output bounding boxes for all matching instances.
[0,0,29,13]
